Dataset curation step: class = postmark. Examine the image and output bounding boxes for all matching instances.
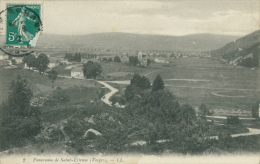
[0,4,42,57]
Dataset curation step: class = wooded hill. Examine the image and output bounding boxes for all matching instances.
[211,30,260,61]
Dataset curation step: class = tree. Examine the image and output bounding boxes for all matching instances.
[23,55,36,69]
[48,69,58,83]
[109,95,125,106]
[83,61,102,79]
[124,85,140,101]
[103,58,108,62]
[22,55,30,64]
[239,58,256,67]
[142,90,180,122]
[129,56,138,67]
[177,103,196,125]
[11,59,17,65]
[198,103,213,116]
[74,53,81,62]
[217,132,233,149]
[226,116,240,125]
[96,126,128,153]
[108,58,113,62]
[114,55,121,63]
[0,75,41,150]
[199,103,207,116]
[152,74,164,92]
[65,53,73,61]
[8,55,12,60]
[124,74,151,101]
[27,55,36,69]
[145,123,158,145]
[36,54,50,74]
[252,48,259,66]
[130,74,151,90]
[7,75,33,114]
[238,44,260,68]
[147,59,152,66]
[252,101,259,119]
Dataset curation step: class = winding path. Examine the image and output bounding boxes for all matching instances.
[209,128,260,139]
[97,81,119,106]
[132,128,260,146]
[206,116,254,120]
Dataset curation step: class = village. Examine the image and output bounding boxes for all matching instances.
[0,49,212,79]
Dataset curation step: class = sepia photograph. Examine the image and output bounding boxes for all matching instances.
[0,0,259,163]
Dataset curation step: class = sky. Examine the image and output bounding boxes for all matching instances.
[1,0,259,36]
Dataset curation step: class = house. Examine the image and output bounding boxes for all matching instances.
[137,51,148,66]
[71,67,84,78]
[0,52,8,60]
[59,58,71,65]
[154,58,169,64]
[138,52,143,61]
[48,57,60,68]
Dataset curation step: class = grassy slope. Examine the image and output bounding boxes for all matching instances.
[41,86,106,124]
[0,67,100,104]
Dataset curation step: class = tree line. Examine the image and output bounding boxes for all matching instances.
[64,53,82,62]
[23,54,50,74]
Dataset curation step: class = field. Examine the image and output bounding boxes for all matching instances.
[100,62,161,76]
[105,58,260,114]
[144,58,260,114]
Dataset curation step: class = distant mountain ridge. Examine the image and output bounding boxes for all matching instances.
[36,32,241,52]
[211,30,260,60]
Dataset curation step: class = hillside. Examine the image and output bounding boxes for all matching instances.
[36,32,241,52]
[211,30,260,60]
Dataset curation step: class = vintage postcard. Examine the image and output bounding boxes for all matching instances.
[0,0,259,164]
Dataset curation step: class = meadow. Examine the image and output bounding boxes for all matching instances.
[147,58,260,114]
[105,58,259,115]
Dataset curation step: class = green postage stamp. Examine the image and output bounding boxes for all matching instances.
[6,4,41,48]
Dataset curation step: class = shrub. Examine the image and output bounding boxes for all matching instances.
[226,116,240,125]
